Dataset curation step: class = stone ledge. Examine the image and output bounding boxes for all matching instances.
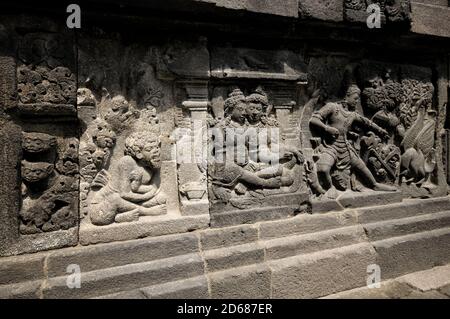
[411,2,450,38]
[79,214,210,245]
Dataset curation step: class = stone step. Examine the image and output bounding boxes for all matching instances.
[42,252,205,299]
[364,210,450,241]
[46,232,199,277]
[263,225,367,260]
[203,242,265,272]
[95,276,209,299]
[373,227,450,280]
[259,197,450,241]
[268,227,450,298]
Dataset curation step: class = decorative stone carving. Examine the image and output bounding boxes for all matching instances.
[344,0,411,24]
[77,35,210,245]
[309,84,397,197]
[20,132,79,235]
[208,85,309,226]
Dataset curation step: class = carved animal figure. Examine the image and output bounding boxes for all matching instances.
[400,105,436,186]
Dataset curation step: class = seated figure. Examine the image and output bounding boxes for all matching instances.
[89,131,166,226]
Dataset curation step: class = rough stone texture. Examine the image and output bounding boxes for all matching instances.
[47,233,199,277]
[259,210,358,239]
[209,264,271,299]
[374,227,450,279]
[270,243,378,298]
[79,215,210,245]
[298,0,344,22]
[203,243,265,271]
[200,224,258,250]
[43,253,205,299]
[411,2,450,38]
[141,276,209,299]
[263,225,367,260]
[398,264,450,291]
[195,0,299,17]
[0,254,45,285]
[1,0,450,299]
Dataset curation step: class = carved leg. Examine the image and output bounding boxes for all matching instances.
[139,204,167,216]
[316,153,335,191]
[115,209,140,223]
[353,157,397,192]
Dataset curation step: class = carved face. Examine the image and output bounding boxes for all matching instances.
[346,92,361,111]
[231,102,247,124]
[21,161,54,183]
[246,102,264,124]
[141,141,161,169]
[22,133,57,153]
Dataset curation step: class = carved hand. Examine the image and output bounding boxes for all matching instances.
[326,126,340,139]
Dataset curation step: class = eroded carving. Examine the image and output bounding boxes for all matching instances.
[20,132,79,234]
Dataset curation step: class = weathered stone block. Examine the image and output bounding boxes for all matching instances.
[204,243,265,272]
[270,243,377,298]
[374,228,450,279]
[0,254,45,285]
[44,253,205,299]
[47,233,199,277]
[141,276,209,299]
[263,225,367,260]
[364,210,450,241]
[259,210,358,240]
[209,264,271,299]
[298,0,344,22]
[200,224,258,250]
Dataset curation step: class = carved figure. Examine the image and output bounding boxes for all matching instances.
[89,131,166,226]
[309,85,397,194]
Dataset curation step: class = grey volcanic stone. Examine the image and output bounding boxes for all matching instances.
[298,0,344,22]
[259,210,358,240]
[203,243,265,272]
[411,2,450,38]
[195,0,299,18]
[209,264,271,299]
[141,276,209,299]
[374,228,450,279]
[263,225,367,260]
[269,243,377,298]
[200,224,258,250]
[0,254,45,285]
[43,253,205,299]
[0,280,42,299]
[47,232,199,277]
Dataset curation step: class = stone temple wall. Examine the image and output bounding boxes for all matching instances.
[0,0,449,298]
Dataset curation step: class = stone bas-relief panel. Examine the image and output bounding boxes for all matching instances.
[0,22,79,257]
[77,34,210,245]
[207,85,310,227]
[303,60,444,207]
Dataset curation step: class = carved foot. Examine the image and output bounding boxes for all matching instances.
[139,204,167,216]
[115,209,140,223]
[373,183,397,192]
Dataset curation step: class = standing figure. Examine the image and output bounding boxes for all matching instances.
[309,85,397,194]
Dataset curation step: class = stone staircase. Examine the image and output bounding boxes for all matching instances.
[1,196,449,299]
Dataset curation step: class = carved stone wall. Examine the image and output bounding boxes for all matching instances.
[0,2,449,301]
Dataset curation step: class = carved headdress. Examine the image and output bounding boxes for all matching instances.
[224,88,246,117]
[246,86,269,110]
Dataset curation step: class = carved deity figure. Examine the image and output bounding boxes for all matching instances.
[309,85,397,194]
[209,88,303,205]
[89,131,166,226]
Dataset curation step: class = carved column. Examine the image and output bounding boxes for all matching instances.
[177,80,209,216]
